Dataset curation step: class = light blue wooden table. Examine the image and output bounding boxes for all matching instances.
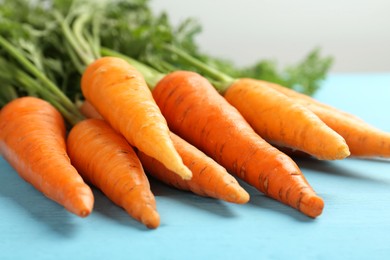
[1,74,390,260]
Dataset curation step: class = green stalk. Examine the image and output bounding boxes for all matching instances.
[102,47,233,93]
[163,44,235,93]
[14,69,84,125]
[0,85,19,106]
[73,12,96,61]
[54,12,94,68]
[0,35,84,124]
[64,41,86,74]
[0,36,78,114]
[21,75,73,123]
[153,58,178,74]
[15,70,57,101]
[15,71,39,97]
[89,9,102,59]
[101,47,165,89]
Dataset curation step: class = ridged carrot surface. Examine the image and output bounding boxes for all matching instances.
[138,132,250,204]
[261,80,390,158]
[153,71,324,218]
[0,97,93,217]
[67,119,160,229]
[224,78,350,160]
[81,56,192,180]
[258,80,364,121]
[80,100,249,204]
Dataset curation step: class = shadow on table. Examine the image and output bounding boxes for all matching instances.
[294,157,390,185]
[150,177,317,223]
[91,187,155,231]
[91,179,239,230]
[150,178,238,219]
[238,181,318,223]
[0,161,77,237]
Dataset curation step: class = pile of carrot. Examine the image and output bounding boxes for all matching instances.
[1,1,389,230]
[1,55,389,229]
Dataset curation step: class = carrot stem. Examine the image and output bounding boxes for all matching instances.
[64,41,86,74]
[0,35,84,125]
[0,84,18,106]
[72,13,95,60]
[102,47,229,92]
[88,12,102,59]
[15,70,78,123]
[54,11,94,68]
[163,44,234,92]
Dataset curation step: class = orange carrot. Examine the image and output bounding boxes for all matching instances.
[138,132,250,204]
[224,78,350,160]
[261,80,390,158]
[67,118,160,229]
[80,100,249,204]
[258,80,363,121]
[0,97,94,217]
[153,71,324,218]
[79,99,103,120]
[160,45,349,161]
[81,56,192,180]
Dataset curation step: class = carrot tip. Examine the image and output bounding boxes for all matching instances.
[176,166,193,181]
[78,209,92,218]
[141,206,161,229]
[326,142,350,160]
[225,186,250,204]
[236,191,250,204]
[67,190,94,218]
[299,194,325,218]
[339,144,351,159]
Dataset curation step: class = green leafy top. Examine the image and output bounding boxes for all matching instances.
[0,0,84,124]
[0,0,333,110]
[96,0,333,95]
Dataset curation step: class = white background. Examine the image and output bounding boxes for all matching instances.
[151,0,390,72]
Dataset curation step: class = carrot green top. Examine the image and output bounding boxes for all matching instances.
[101,45,236,94]
[0,35,84,125]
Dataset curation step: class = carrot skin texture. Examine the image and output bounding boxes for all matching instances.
[224,78,350,160]
[0,97,94,217]
[261,80,390,158]
[67,119,160,229]
[258,80,361,119]
[81,57,192,180]
[138,132,250,204]
[153,71,324,218]
[80,100,249,204]
[312,107,390,157]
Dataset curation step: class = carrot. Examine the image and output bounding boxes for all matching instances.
[161,45,350,161]
[224,78,350,160]
[80,100,250,204]
[81,56,192,180]
[55,14,191,180]
[0,97,94,217]
[153,71,324,218]
[258,80,364,121]
[67,118,160,229]
[261,80,390,158]
[79,99,103,120]
[138,132,250,204]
